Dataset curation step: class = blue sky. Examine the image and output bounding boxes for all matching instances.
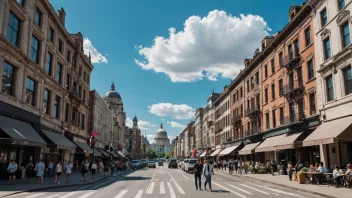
[51,0,305,143]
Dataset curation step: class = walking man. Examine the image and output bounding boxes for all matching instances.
[7,160,17,185]
[194,158,203,190]
[203,160,214,192]
[80,160,88,182]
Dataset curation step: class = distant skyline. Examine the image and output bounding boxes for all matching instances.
[51,0,305,143]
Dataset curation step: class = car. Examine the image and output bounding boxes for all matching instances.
[168,159,178,168]
[148,160,156,168]
[140,159,147,167]
[158,161,163,166]
[182,159,189,171]
[178,160,184,168]
[131,160,141,169]
[185,159,197,173]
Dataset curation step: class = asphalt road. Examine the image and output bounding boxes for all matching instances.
[5,163,320,198]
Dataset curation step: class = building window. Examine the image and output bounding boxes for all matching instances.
[247,80,250,92]
[46,52,52,75]
[326,75,334,102]
[305,27,311,46]
[271,83,275,100]
[343,67,352,95]
[58,39,64,54]
[266,112,270,129]
[6,12,20,47]
[56,63,62,84]
[43,89,50,114]
[309,92,316,115]
[30,36,40,63]
[272,110,276,128]
[17,0,24,6]
[265,87,268,104]
[294,39,300,55]
[35,8,41,27]
[324,37,331,60]
[279,52,283,68]
[82,114,85,129]
[256,94,260,109]
[25,77,36,106]
[288,44,293,59]
[308,60,314,80]
[48,27,54,43]
[321,8,327,27]
[65,103,69,122]
[240,87,243,98]
[339,0,345,10]
[67,50,71,63]
[279,107,284,126]
[83,89,86,103]
[255,71,259,85]
[271,58,275,74]
[279,79,283,96]
[342,22,350,48]
[2,62,15,96]
[54,95,60,119]
[264,65,268,78]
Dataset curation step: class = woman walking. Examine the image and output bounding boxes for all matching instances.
[288,161,293,181]
[65,161,73,184]
[25,161,33,179]
[80,160,88,181]
[55,161,62,184]
[35,159,45,185]
[91,161,97,179]
[203,160,214,192]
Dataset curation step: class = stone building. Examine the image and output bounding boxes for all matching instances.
[308,0,352,169]
[150,123,172,154]
[214,86,232,147]
[202,91,220,150]
[0,0,93,175]
[182,121,194,157]
[126,116,141,159]
[195,108,203,150]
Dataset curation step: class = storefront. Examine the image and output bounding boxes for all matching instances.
[218,144,241,161]
[73,141,93,163]
[238,142,261,161]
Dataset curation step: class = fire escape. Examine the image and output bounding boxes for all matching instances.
[244,99,261,137]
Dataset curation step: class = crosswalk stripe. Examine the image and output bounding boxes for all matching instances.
[24,193,46,198]
[167,182,176,198]
[6,193,29,198]
[160,182,165,194]
[77,191,97,198]
[228,184,252,195]
[174,182,185,194]
[254,184,304,198]
[45,194,60,198]
[114,190,128,198]
[213,182,247,198]
[134,190,143,198]
[60,192,79,198]
[239,184,269,195]
[146,182,155,194]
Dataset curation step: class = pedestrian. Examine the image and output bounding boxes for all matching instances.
[35,159,45,184]
[228,160,232,175]
[98,160,104,177]
[242,160,247,175]
[65,161,73,184]
[287,161,293,181]
[234,159,238,174]
[203,160,214,192]
[194,158,203,190]
[55,161,62,184]
[104,161,109,177]
[7,160,17,185]
[48,160,53,177]
[80,160,88,182]
[223,160,227,171]
[110,161,115,176]
[91,161,97,179]
[238,160,242,175]
[26,161,33,179]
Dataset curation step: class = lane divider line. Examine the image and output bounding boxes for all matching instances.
[146,182,155,194]
[227,184,252,195]
[212,182,247,198]
[173,182,185,194]
[254,184,304,198]
[239,184,269,195]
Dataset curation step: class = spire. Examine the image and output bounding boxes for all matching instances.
[111,82,115,91]
[160,122,163,129]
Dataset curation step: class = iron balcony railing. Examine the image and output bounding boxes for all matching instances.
[283,80,304,96]
[244,106,261,117]
[245,127,261,137]
[281,53,300,68]
[72,87,81,99]
[283,112,305,125]
[232,115,241,124]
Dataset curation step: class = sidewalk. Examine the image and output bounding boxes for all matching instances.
[0,170,132,197]
[215,168,351,198]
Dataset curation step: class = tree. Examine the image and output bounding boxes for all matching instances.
[165,149,174,159]
[146,147,157,159]
[157,152,165,159]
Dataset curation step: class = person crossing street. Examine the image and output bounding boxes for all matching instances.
[194,158,203,190]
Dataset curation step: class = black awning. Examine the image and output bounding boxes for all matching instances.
[42,130,76,150]
[74,141,93,153]
[96,147,111,157]
[0,115,46,147]
[94,148,103,157]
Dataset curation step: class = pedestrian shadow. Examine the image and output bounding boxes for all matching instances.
[211,189,230,193]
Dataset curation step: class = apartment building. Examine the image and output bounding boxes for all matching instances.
[195,108,203,150]
[202,91,220,150]
[230,77,245,141]
[214,86,232,147]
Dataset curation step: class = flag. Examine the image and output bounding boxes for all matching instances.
[92,131,99,137]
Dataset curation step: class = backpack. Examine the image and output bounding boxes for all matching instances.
[81,163,87,172]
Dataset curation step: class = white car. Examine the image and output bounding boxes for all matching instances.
[148,160,156,168]
[185,159,197,173]
[178,160,184,168]
[182,159,189,171]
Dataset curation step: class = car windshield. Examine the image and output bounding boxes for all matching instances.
[184,160,189,163]
[149,161,155,163]
[141,160,146,162]
[189,160,197,164]
[132,160,139,163]
[170,160,176,163]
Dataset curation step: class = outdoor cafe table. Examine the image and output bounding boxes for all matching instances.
[305,172,324,184]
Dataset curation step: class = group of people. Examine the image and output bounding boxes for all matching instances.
[217,159,247,175]
[193,159,214,192]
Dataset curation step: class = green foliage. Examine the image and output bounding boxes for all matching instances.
[157,152,165,158]
[146,147,157,159]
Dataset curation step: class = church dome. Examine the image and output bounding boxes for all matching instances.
[155,123,168,139]
[104,83,122,100]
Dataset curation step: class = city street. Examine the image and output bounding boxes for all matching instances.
[4,164,319,198]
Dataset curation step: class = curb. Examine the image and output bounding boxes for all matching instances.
[214,169,337,198]
[1,170,134,198]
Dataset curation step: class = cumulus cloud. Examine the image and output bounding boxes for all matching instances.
[168,121,185,128]
[125,117,133,128]
[135,10,270,82]
[83,38,108,64]
[148,103,195,119]
[147,134,155,143]
[125,117,155,130]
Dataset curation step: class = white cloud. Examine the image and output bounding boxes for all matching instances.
[126,117,133,128]
[147,134,155,143]
[83,38,108,64]
[135,10,270,82]
[148,103,195,119]
[168,121,185,128]
[125,117,155,130]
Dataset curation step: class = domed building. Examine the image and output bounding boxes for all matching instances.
[150,123,172,154]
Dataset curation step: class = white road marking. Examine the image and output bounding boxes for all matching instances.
[228,184,252,195]
[239,184,269,195]
[146,170,157,193]
[59,192,79,198]
[174,182,185,194]
[24,193,46,198]
[5,193,29,198]
[170,174,176,182]
[212,182,247,198]
[134,190,143,198]
[255,184,304,197]
[45,194,60,198]
[272,193,280,195]
[160,182,165,194]
[114,190,128,198]
[77,191,97,198]
[178,170,190,180]
[147,182,155,194]
[167,182,176,198]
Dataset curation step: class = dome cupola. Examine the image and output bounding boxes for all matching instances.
[104,82,122,100]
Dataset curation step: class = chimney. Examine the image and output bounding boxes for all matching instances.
[58,7,66,26]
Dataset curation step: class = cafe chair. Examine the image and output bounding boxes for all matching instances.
[325,175,334,187]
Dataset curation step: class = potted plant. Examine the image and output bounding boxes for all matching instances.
[297,168,308,184]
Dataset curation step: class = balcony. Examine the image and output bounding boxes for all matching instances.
[283,113,305,125]
[244,107,261,117]
[245,127,261,137]
[70,87,81,100]
[283,80,304,100]
[281,53,300,69]
[232,115,241,124]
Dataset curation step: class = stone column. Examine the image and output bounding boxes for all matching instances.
[319,144,328,168]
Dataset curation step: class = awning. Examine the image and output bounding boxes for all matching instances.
[219,145,240,156]
[94,148,102,157]
[74,141,93,153]
[255,132,303,152]
[96,147,111,157]
[238,142,261,155]
[200,151,207,157]
[42,130,76,150]
[111,151,119,158]
[303,116,352,146]
[0,115,46,147]
[210,149,221,157]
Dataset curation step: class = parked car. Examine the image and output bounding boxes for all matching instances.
[185,159,197,173]
[182,159,189,171]
[140,159,147,167]
[121,162,128,170]
[131,160,141,169]
[148,160,156,168]
[178,160,184,168]
[168,159,178,168]
[158,161,164,166]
